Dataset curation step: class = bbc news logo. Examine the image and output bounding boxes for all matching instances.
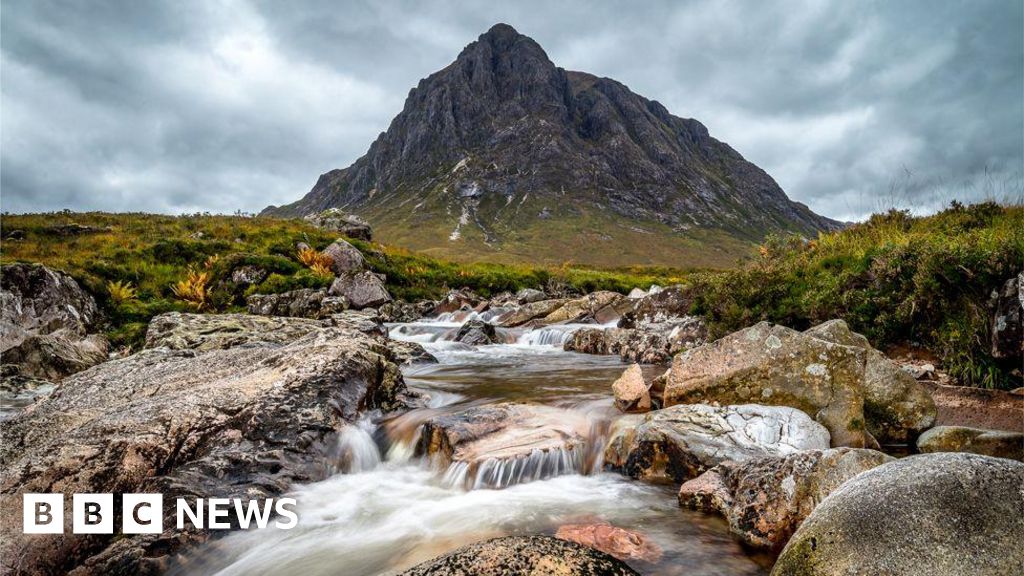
[23,494,298,534]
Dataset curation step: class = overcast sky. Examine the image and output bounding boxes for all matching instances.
[2,0,1021,221]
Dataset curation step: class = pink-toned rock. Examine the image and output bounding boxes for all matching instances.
[555,523,663,563]
[612,364,650,413]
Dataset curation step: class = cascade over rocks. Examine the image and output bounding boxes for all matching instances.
[0,324,410,575]
[1,263,109,380]
[678,448,893,550]
[417,403,598,489]
[398,535,640,576]
[246,288,349,319]
[604,403,831,483]
[916,425,1024,461]
[664,320,935,447]
[329,271,392,309]
[772,453,1024,576]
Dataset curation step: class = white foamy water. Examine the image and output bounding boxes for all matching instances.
[177,315,771,576]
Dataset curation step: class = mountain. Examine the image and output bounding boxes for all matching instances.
[262,23,840,268]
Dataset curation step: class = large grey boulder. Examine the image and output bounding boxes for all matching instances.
[917,425,1023,461]
[453,319,500,345]
[398,535,639,576]
[0,263,108,380]
[679,448,893,550]
[322,238,366,274]
[665,320,935,447]
[604,403,831,483]
[0,326,408,575]
[564,316,707,364]
[772,453,1024,576]
[329,271,392,309]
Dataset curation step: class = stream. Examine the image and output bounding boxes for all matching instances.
[180,316,774,575]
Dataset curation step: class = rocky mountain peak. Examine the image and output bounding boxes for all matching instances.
[263,24,840,268]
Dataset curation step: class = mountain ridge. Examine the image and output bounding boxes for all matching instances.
[263,23,840,268]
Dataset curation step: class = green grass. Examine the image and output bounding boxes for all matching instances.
[3,203,1020,389]
[687,202,1024,389]
[0,211,689,349]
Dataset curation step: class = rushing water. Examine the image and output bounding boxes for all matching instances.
[178,318,773,576]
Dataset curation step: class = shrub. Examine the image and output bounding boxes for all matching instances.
[171,268,211,310]
[106,280,137,304]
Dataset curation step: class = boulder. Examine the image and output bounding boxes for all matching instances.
[246,288,348,319]
[494,298,571,327]
[990,272,1023,361]
[679,448,893,550]
[555,523,662,563]
[564,317,707,364]
[604,404,831,483]
[378,299,437,323]
[1,263,108,380]
[916,425,1024,461]
[417,403,595,488]
[398,535,639,576]
[322,238,366,274]
[541,291,624,324]
[329,271,392,309]
[304,208,373,241]
[0,332,109,381]
[454,319,500,346]
[772,453,1024,576]
[617,285,692,327]
[0,327,408,575]
[665,321,934,447]
[805,320,935,443]
[515,288,547,304]
[432,288,484,315]
[612,364,650,413]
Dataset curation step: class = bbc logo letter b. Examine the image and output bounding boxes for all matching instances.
[24,494,63,534]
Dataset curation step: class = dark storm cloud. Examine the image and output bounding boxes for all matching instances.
[2,0,1021,220]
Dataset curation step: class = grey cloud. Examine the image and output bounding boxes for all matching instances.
[2,0,1021,221]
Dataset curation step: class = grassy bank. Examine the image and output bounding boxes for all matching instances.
[688,202,1023,389]
[3,203,1020,388]
[0,211,688,348]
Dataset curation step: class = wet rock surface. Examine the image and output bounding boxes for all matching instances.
[398,535,640,576]
[454,319,500,346]
[679,448,893,550]
[916,425,1024,461]
[555,523,662,563]
[772,453,1024,576]
[665,321,935,447]
[0,325,408,575]
[417,403,596,489]
[604,403,831,483]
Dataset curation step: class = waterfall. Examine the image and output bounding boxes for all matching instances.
[515,325,580,347]
[332,417,382,474]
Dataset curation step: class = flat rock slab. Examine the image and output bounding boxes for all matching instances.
[398,535,639,576]
[605,403,831,483]
[0,327,406,575]
[772,453,1024,576]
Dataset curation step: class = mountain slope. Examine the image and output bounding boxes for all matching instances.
[263,23,839,268]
